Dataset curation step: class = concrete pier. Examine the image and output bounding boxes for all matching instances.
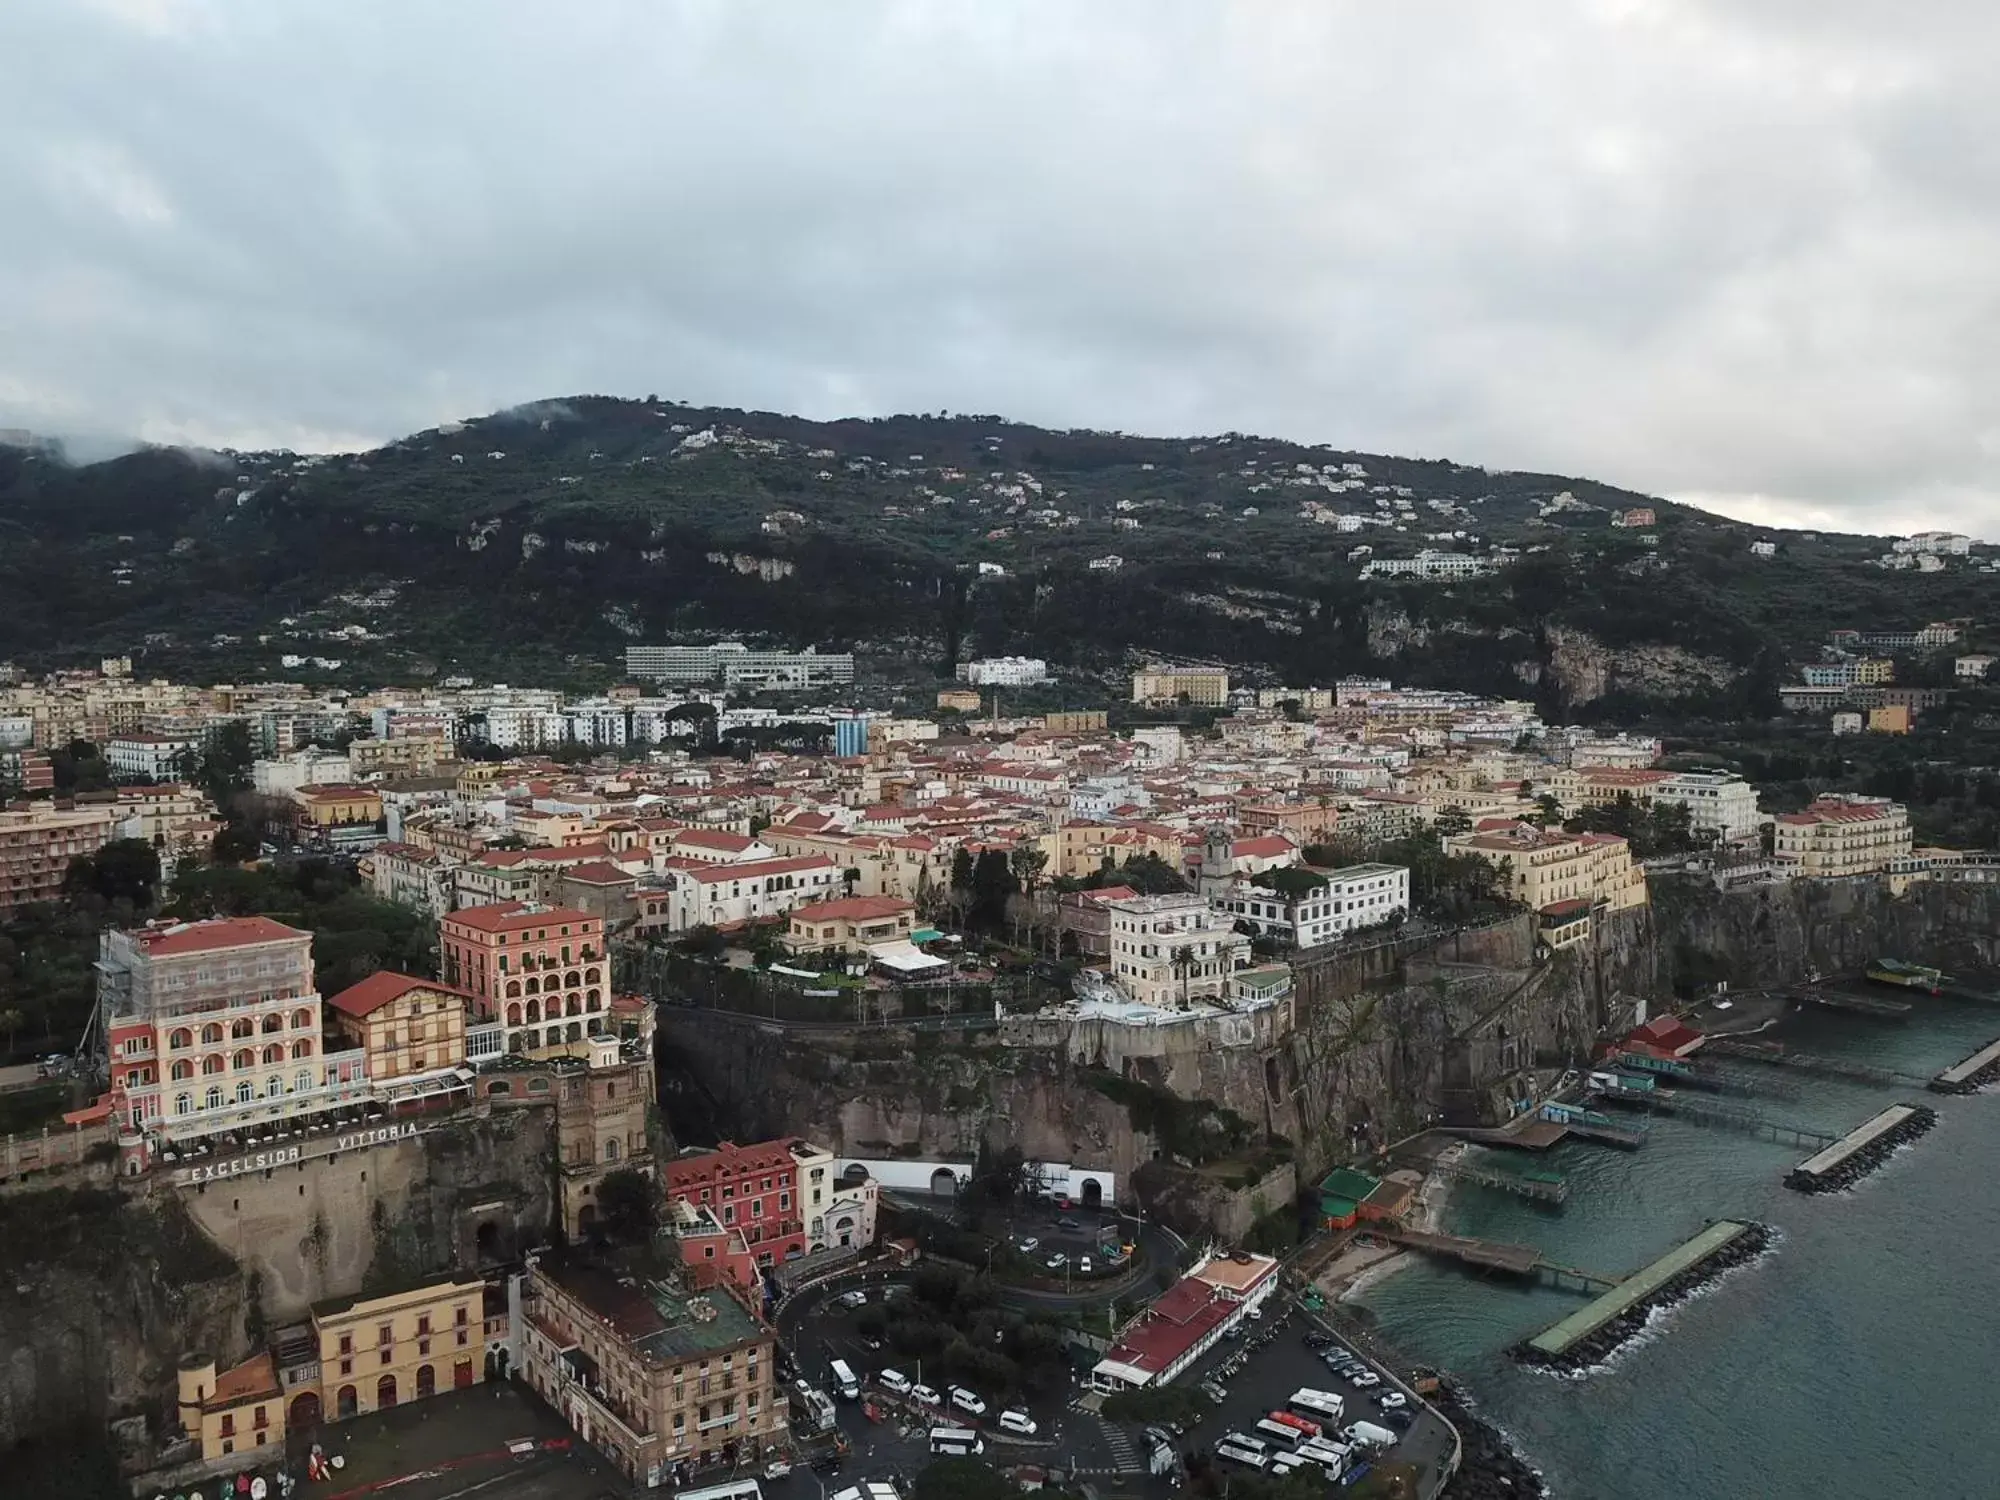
[1784,1103,1938,1192]
[1931,1037,2000,1094]
[1514,1220,1771,1370]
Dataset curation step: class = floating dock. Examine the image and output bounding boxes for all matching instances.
[1423,1154,1569,1205]
[1700,1038,1928,1089]
[1784,1103,1938,1192]
[1590,1083,1837,1149]
[1513,1220,1770,1370]
[1806,990,1912,1020]
[1931,1036,2000,1094]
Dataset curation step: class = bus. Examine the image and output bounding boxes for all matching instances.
[1288,1388,1346,1425]
[829,1359,860,1400]
[672,1480,764,1500]
[1269,1409,1321,1440]
[930,1426,985,1456]
[1214,1441,1270,1471]
[1254,1418,1306,1450]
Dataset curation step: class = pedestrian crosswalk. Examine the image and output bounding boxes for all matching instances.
[1096,1415,1144,1474]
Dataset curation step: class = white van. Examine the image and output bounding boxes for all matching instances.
[911,1384,943,1409]
[998,1409,1038,1436]
[877,1369,912,1396]
[1343,1419,1397,1450]
[949,1387,987,1418]
[829,1359,860,1400]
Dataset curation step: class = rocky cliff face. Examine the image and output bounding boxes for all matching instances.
[0,1190,243,1452]
[654,876,2000,1237]
[1542,625,1741,706]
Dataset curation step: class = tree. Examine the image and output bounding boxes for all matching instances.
[211,824,260,864]
[0,1007,22,1061]
[1434,806,1472,838]
[913,1457,1017,1500]
[970,848,1017,933]
[63,838,161,909]
[1171,944,1198,1008]
[594,1168,660,1244]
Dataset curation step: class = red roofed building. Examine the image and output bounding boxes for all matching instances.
[668,828,774,865]
[1091,1250,1280,1391]
[1626,1014,1705,1059]
[325,972,473,1084]
[780,896,917,955]
[98,916,368,1142]
[664,1138,878,1286]
[638,854,840,936]
[1773,794,1912,877]
[439,903,609,1056]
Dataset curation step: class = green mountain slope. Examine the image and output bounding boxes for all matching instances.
[0,397,1988,713]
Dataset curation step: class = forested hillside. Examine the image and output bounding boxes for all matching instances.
[1,397,1990,714]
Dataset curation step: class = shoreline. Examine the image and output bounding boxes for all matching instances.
[1332,1141,1462,1304]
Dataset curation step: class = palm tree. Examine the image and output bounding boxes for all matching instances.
[0,1007,21,1061]
[1170,944,1198,1009]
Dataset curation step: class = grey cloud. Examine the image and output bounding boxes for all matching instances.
[2,0,1998,533]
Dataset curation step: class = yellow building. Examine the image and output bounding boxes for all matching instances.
[177,1351,284,1461]
[1041,710,1110,734]
[1773,795,1912,877]
[312,1275,489,1421]
[1130,666,1229,707]
[780,896,917,955]
[1867,705,1912,735]
[1445,820,1648,915]
[936,688,983,713]
[348,733,453,779]
[292,782,385,828]
[324,971,470,1083]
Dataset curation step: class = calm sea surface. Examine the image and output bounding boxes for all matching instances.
[1354,999,2000,1500]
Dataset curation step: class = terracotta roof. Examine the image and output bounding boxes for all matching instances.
[562,861,635,886]
[676,829,758,851]
[326,970,468,1019]
[206,1350,282,1410]
[130,915,308,956]
[789,896,914,922]
[682,855,835,884]
[442,901,598,934]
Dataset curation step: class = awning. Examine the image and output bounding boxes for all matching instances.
[869,941,949,974]
[911,927,944,943]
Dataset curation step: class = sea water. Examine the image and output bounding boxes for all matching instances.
[1355,1000,2000,1500]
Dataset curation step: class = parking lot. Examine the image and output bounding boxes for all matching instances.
[775,1273,1454,1498]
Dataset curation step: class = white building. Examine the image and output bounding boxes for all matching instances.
[1131,726,1183,767]
[106,731,201,782]
[1654,772,1765,844]
[1749,540,1777,558]
[958,656,1049,687]
[1955,655,1995,680]
[1103,893,1251,1009]
[638,854,840,934]
[1360,549,1495,580]
[1213,862,1410,949]
[252,747,353,796]
[1893,531,1973,555]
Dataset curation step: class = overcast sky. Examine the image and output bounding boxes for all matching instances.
[4,1,1998,537]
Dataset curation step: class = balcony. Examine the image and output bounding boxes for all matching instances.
[697,1409,740,1432]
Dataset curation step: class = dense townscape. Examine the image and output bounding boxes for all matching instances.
[5,594,1998,1500]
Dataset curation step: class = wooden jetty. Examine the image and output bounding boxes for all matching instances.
[1590,1084,1837,1149]
[1380,1226,1617,1293]
[1422,1154,1568,1205]
[1701,1038,1928,1089]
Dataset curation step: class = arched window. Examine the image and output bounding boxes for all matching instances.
[233,1049,254,1071]
[525,1000,541,1024]
[565,970,581,990]
[236,1080,254,1104]
[168,1028,192,1050]
[295,1070,311,1094]
[567,1022,582,1042]
[202,1054,225,1076]
[232,1018,255,1040]
[586,990,602,1011]
[265,1076,283,1097]
[523,976,540,995]
[506,1003,522,1026]
[170,1059,193,1081]
[201,1023,224,1045]
[584,966,602,985]
[506,1032,524,1053]
[174,1093,192,1116]
[205,1085,223,1110]
[262,1013,283,1034]
[565,996,581,1017]
[292,1008,312,1030]
[603,1138,619,1163]
[505,981,521,999]
[291,1040,313,1059]
[263,1044,284,1065]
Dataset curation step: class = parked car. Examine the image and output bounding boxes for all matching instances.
[1045,1252,1068,1270]
[878,1370,913,1396]
[763,1460,793,1479]
[999,1409,1038,1436]
[949,1387,988,1418]
[1057,1216,1082,1231]
[1016,1236,1040,1253]
[1077,1256,1094,1274]
[1377,1391,1408,1411]
[1351,1372,1382,1389]
[837,1289,868,1309]
[911,1384,943,1409]
[1304,1332,1333,1351]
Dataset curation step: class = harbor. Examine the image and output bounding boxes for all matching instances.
[1512,1220,1773,1371]
[1784,1103,1939,1192]
[1929,1035,2000,1094]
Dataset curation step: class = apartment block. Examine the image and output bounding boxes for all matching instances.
[519,1258,785,1488]
[439,902,610,1058]
[1213,862,1410,949]
[637,854,839,936]
[1773,794,1912,877]
[624,643,854,690]
[1103,892,1252,1009]
[0,801,120,911]
[1130,665,1229,707]
[324,971,470,1086]
[1445,821,1648,918]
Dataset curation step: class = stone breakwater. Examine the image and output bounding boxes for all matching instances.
[1434,1376,1546,1500]
[1510,1223,1775,1373]
[1784,1105,1938,1194]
